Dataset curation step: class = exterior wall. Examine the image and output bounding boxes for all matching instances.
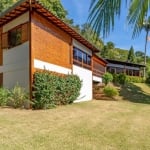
[0,12,29,89]
[34,59,72,74]
[93,76,102,82]
[31,12,72,75]
[0,42,29,89]
[73,65,92,102]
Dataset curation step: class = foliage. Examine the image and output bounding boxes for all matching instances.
[7,84,30,109]
[146,72,150,83]
[0,88,10,106]
[88,0,150,38]
[127,46,135,63]
[102,72,113,85]
[113,73,145,84]
[81,23,104,49]
[126,76,145,83]
[103,85,118,98]
[113,74,126,85]
[0,0,14,12]
[32,71,81,109]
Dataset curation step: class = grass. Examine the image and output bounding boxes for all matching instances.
[0,99,150,150]
[119,83,150,104]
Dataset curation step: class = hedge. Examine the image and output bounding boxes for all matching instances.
[32,71,82,109]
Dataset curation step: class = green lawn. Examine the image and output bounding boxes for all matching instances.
[0,99,150,150]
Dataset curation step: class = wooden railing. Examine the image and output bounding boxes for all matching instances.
[73,59,92,70]
[93,68,104,77]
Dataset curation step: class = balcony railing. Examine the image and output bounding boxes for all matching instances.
[73,59,92,70]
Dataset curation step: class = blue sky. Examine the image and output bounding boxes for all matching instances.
[61,0,150,56]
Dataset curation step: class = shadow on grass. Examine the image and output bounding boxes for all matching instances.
[119,83,150,104]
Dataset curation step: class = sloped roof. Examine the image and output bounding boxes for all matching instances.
[0,0,100,52]
[106,59,145,68]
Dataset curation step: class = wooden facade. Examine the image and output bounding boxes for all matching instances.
[93,55,107,77]
[31,12,72,70]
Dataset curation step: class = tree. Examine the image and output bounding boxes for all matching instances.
[142,16,150,77]
[88,0,150,38]
[127,46,135,63]
[81,23,104,49]
[0,0,14,12]
[100,41,115,58]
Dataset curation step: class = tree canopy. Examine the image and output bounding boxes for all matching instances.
[127,46,135,63]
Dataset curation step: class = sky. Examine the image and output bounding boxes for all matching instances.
[61,0,150,56]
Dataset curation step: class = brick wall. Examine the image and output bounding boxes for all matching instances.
[31,12,72,69]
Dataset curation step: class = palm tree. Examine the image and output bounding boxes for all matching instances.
[88,0,149,38]
[142,16,150,77]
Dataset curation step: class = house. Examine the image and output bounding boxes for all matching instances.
[106,59,145,77]
[0,0,107,102]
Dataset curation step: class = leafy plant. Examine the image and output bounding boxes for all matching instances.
[8,84,30,109]
[103,85,118,98]
[0,87,10,106]
[102,72,113,85]
[32,71,81,109]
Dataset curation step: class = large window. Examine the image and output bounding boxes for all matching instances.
[8,27,21,48]
[73,47,91,69]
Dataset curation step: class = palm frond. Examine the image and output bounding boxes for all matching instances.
[88,0,122,38]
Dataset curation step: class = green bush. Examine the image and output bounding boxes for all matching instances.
[0,87,9,106]
[8,84,30,109]
[33,71,81,109]
[102,72,113,85]
[117,73,127,85]
[126,76,145,83]
[103,85,118,98]
[146,72,150,83]
[113,73,144,84]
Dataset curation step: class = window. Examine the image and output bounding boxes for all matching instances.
[2,22,29,49]
[8,27,21,48]
[73,47,91,69]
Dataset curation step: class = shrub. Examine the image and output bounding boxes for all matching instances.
[146,72,150,83]
[117,73,127,85]
[32,71,81,109]
[0,87,9,106]
[113,73,144,84]
[8,84,30,109]
[102,72,113,85]
[103,85,118,98]
[126,76,145,83]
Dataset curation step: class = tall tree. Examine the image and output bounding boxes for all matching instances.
[127,46,135,63]
[88,0,150,38]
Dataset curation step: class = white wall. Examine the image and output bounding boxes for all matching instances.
[0,42,29,89]
[3,12,29,33]
[73,65,92,102]
[34,59,72,75]
[93,76,102,83]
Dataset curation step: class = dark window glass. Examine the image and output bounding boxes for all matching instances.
[8,27,21,48]
[73,47,78,60]
[87,55,91,65]
[78,50,82,62]
[83,52,87,64]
